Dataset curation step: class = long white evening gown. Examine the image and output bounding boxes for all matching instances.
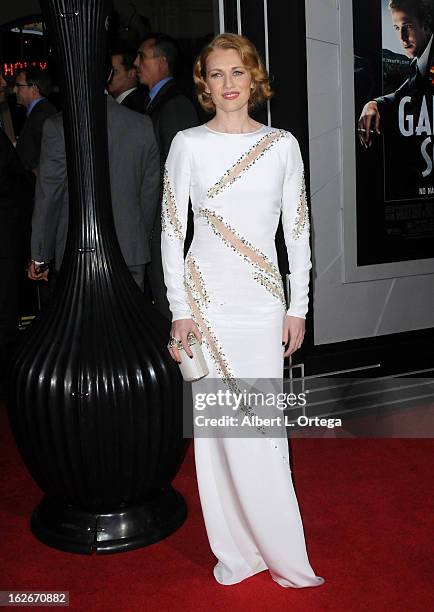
[161,123,324,588]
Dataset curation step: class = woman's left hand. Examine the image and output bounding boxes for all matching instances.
[282,315,305,358]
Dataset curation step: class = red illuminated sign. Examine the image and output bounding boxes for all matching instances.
[2,61,48,76]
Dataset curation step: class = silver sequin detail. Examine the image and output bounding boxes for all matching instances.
[185,252,210,308]
[185,246,291,467]
[252,272,286,310]
[161,167,183,240]
[207,129,288,199]
[185,261,268,434]
[199,207,286,307]
[292,169,309,240]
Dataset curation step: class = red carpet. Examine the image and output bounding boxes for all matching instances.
[1,402,432,611]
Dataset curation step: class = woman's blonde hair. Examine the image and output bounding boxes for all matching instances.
[193,33,273,113]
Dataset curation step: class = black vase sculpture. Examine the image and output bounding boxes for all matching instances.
[7,0,189,553]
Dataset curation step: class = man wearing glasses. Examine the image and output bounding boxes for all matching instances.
[13,67,57,176]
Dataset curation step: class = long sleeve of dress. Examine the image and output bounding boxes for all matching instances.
[281,134,312,319]
[160,130,192,321]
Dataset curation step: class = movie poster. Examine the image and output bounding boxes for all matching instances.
[354,0,434,265]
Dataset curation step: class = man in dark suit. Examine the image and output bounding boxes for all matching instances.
[0,128,33,382]
[358,0,433,147]
[28,95,160,292]
[13,67,57,174]
[134,33,199,318]
[108,47,146,113]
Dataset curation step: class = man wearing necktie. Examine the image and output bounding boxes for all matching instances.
[134,33,198,320]
[358,0,433,148]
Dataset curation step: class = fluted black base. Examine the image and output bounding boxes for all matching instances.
[31,486,187,554]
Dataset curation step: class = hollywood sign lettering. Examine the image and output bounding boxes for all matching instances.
[2,61,48,76]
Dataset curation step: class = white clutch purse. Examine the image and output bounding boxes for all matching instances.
[174,332,209,382]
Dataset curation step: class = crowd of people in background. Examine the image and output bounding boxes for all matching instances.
[0,32,200,395]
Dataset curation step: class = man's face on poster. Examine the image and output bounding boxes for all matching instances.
[391,9,432,58]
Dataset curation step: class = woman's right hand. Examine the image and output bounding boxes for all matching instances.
[168,319,202,363]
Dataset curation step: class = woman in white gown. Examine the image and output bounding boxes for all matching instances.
[162,33,325,589]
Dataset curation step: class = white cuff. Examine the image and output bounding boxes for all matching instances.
[286,309,306,320]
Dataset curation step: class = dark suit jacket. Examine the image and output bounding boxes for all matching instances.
[146,78,199,164]
[0,128,33,258]
[15,98,57,172]
[31,96,160,270]
[375,43,434,108]
[120,87,146,114]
